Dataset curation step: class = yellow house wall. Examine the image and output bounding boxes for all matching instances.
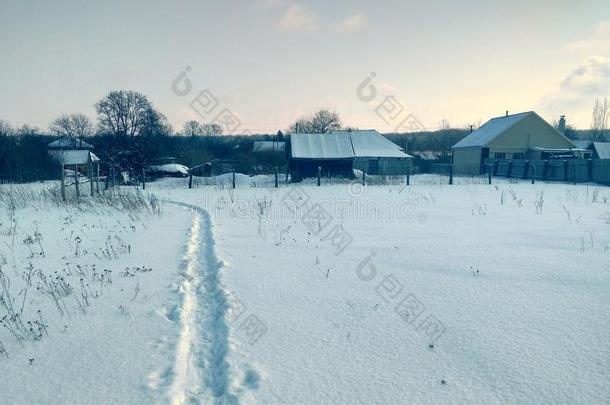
[487,115,574,159]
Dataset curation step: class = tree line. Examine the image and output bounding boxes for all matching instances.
[0,90,607,182]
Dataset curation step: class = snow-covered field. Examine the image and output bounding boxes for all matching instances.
[0,176,609,404]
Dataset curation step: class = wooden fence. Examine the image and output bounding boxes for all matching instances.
[484,158,610,185]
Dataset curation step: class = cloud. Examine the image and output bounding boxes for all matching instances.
[540,57,610,127]
[278,4,318,30]
[256,0,285,8]
[276,4,368,33]
[336,14,368,33]
[566,20,610,53]
[559,56,610,95]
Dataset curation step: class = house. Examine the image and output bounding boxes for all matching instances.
[48,137,98,169]
[451,111,575,174]
[288,130,412,180]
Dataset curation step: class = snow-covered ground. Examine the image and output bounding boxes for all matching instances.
[0,176,609,404]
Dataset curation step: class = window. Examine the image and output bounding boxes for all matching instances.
[512,153,524,159]
[494,153,506,159]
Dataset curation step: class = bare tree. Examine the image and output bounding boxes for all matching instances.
[50,113,93,140]
[289,109,341,133]
[72,114,94,138]
[95,90,165,137]
[591,97,609,141]
[182,120,202,136]
[16,124,39,136]
[309,109,341,133]
[0,120,13,136]
[289,117,313,133]
[201,123,223,136]
[430,119,457,159]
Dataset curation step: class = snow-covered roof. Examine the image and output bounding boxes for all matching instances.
[572,140,593,149]
[593,142,610,159]
[290,130,411,159]
[253,141,286,153]
[336,130,411,158]
[48,150,99,165]
[48,137,93,149]
[290,133,354,159]
[453,111,537,148]
[412,151,441,160]
[146,164,190,175]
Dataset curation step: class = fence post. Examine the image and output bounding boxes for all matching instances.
[111,166,115,188]
[232,168,236,189]
[487,164,492,185]
[74,165,80,198]
[531,164,536,184]
[573,162,577,185]
[188,172,193,189]
[274,166,278,188]
[362,172,366,186]
[60,163,66,202]
[142,169,146,190]
[406,168,410,186]
[96,163,100,195]
[104,165,109,190]
[588,159,593,182]
[542,160,548,181]
[89,161,94,196]
[563,160,568,182]
[317,166,321,186]
[523,160,530,180]
[449,165,453,185]
[507,160,513,178]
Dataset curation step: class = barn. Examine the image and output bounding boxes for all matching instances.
[336,130,412,175]
[289,132,354,180]
[288,130,412,181]
[591,142,610,160]
[573,140,610,160]
[452,111,575,174]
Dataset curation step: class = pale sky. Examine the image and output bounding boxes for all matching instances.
[1,0,609,133]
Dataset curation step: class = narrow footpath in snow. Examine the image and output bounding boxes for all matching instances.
[165,202,237,405]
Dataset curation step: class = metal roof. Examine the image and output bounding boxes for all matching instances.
[48,150,99,165]
[453,111,535,148]
[253,141,286,153]
[47,137,93,149]
[593,142,610,159]
[336,130,411,158]
[290,130,411,159]
[290,133,354,159]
